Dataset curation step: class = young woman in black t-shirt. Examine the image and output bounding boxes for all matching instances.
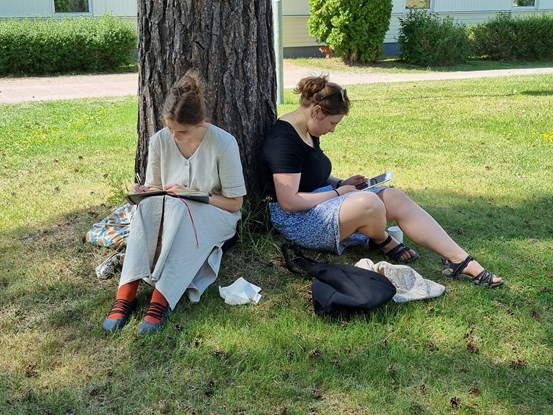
[260,75,503,288]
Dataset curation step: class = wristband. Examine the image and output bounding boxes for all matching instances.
[333,189,340,197]
[336,180,343,188]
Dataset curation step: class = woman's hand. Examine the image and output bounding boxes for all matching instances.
[163,183,186,192]
[131,183,149,193]
[340,175,367,188]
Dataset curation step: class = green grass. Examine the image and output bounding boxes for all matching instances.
[1,74,553,414]
[288,56,553,74]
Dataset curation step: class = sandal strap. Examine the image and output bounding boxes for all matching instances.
[386,243,410,260]
[370,234,393,251]
[473,269,495,286]
[445,255,474,279]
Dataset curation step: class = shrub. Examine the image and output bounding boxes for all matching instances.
[470,12,553,61]
[398,10,471,67]
[308,0,393,64]
[0,15,137,76]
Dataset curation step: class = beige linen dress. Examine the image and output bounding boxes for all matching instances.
[119,124,246,309]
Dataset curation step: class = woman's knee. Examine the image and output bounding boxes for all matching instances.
[379,187,417,217]
[342,192,386,218]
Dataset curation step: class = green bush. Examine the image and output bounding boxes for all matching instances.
[0,15,137,76]
[470,12,553,61]
[398,10,471,67]
[308,0,393,64]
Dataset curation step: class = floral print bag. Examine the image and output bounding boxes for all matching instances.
[85,203,136,249]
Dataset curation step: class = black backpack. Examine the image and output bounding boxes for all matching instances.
[281,243,396,315]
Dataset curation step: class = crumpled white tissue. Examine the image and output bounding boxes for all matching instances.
[219,277,262,305]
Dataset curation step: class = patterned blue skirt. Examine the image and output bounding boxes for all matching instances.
[269,185,385,255]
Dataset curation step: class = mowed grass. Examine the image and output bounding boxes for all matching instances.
[0,74,552,415]
[289,56,553,74]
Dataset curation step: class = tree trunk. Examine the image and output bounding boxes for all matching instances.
[136,0,277,203]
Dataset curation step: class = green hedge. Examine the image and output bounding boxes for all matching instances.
[398,10,471,66]
[0,15,137,76]
[471,12,553,61]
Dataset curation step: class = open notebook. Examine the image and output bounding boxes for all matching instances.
[126,189,210,205]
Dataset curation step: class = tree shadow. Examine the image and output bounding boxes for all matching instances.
[521,90,553,96]
[347,58,553,74]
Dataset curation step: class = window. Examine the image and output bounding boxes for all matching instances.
[513,0,535,6]
[406,0,430,9]
[54,0,89,13]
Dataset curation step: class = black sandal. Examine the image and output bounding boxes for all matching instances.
[443,255,504,288]
[370,234,419,263]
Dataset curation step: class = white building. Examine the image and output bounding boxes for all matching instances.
[1,0,552,57]
[283,0,553,57]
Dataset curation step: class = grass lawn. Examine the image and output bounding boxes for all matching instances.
[288,57,553,74]
[1,74,552,414]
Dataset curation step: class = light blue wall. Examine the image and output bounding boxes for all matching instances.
[0,0,136,17]
[0,0,53,17]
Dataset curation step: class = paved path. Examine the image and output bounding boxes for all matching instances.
[1,62,552,104]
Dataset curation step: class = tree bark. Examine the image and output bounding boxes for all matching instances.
[136,0,277,202]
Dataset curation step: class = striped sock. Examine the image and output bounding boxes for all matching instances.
[144,289,169,324]
[106,280,140,320]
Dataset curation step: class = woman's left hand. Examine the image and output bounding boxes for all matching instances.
[341,175,367,188]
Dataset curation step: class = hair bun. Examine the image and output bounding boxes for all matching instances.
[162,68,207,125]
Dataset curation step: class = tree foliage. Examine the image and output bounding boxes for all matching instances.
[307,0,392,64]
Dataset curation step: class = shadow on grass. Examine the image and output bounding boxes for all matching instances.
[1,190,552,413]
[0,63,138,80]
[346,58,553,73]
[521,90,553,96]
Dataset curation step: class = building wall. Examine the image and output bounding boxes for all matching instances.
[0,0,53,17]
[0,0,136,18]
[92,0,136,17]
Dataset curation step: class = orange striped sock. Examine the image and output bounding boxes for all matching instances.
[144,289,169,324]
[106,281,140,320]
[116,280,140,301]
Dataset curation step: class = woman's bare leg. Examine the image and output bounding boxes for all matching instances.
[377,188,502,283]
[339,191,417,261]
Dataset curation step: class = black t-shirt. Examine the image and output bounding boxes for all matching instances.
[261,120,332,198]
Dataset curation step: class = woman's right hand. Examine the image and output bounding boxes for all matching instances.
[341,175,367,188]
[131,183,149,193]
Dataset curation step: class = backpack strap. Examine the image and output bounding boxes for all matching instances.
[280,242,318,275]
